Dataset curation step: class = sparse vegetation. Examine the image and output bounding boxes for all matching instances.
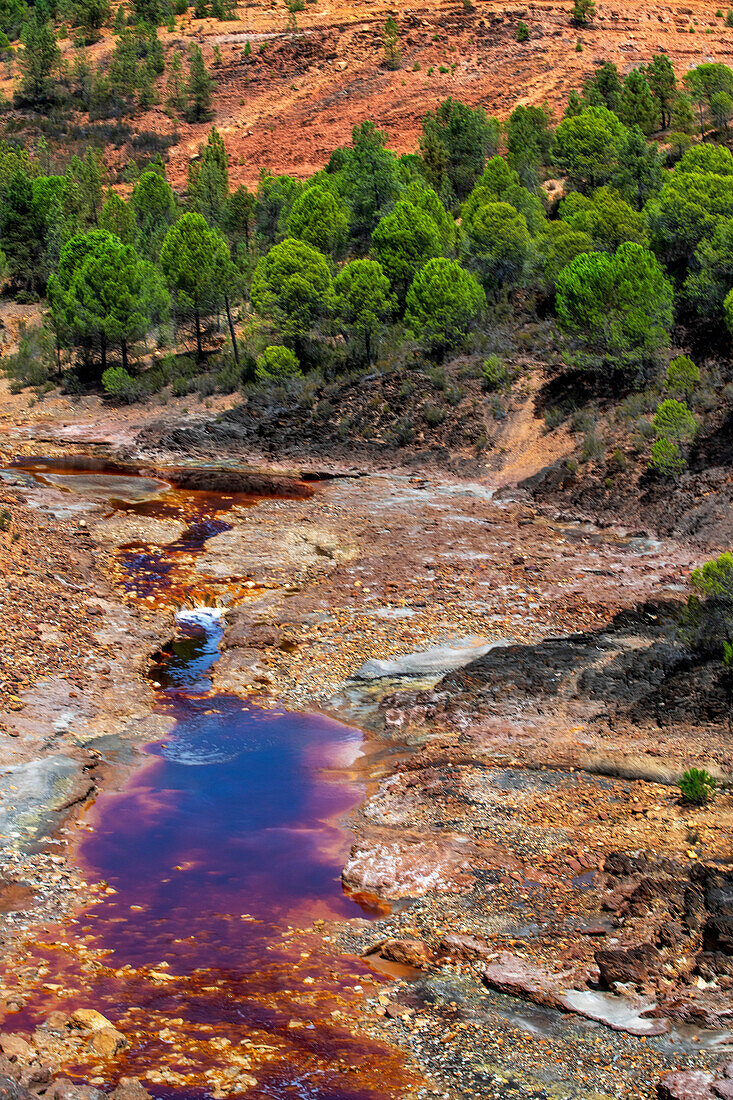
[678,767,717,805]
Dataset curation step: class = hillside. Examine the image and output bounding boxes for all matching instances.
[4,0,733,185]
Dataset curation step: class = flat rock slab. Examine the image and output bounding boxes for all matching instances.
[560,989,669,1036]
[92,515,187,548]
[42,472,170,503]
[0,756,93,842]
[353,637,510,681]
[482,953,670,1037]
[658,1070,715,1099]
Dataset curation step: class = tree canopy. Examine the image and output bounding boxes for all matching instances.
[556,241,673,379]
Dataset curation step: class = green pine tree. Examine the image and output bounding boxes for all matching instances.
[17,13,61,103]
[186,43,213,121]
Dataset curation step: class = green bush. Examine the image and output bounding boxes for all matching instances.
[650,435,685,476]
[684,552,733,656]
[254,345,302,383]
[544,405,565,431]
[678,767,717,805]
[423,402,446,426]
[482,354,513,392]
[650,397,697,475]
[4,323,55,390]
[652,397,697,443]
[665,355,699,401]
[516,20,529,40]
[581,427,605,463]
[102,365,140,402]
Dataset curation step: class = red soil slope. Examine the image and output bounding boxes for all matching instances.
[136,0,733,187]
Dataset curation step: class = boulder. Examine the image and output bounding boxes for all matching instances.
[0,1077,34,1100]
[109,1079,151,1100]
[595,943,662,988]
[68,1010,114,1033]
[88,1028,128,1058]
[482,953,566,1009]
[438,933,494,961]
[38,1013,70,1033]
[0,1058,20,1083]
[374,938,434,969]
[657,1071,714,1100]
[713,1082,733,1100]
[0,1038,33,1064]
[51,1079,104,1100]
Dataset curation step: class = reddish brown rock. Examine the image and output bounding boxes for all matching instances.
[51,1080,104,1100]
[109,1078,151,1100]
[374,937,435,969]
[0,1038,33,1064]
[438,932,494,961]
[595,943,662,989]
[482,953,567,1009]
[657,1071,714,1100]
[88,1028,128,1058]
[0,1077,34,1100]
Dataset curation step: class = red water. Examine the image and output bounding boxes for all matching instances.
[6,465,413,1100]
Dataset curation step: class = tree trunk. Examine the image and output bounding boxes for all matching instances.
[56,336,62,381]
[699,100,706,142]
[224,295,239,365]
[195,307,203,361]
[100,331,107,373]
[365,325,372,365]
[121,338,128,373]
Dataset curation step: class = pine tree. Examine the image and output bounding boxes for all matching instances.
[571,0,595,25]
[17,13,61,103]
[186,43,213,121]
[645,53,676,129]
[165,48,185,112]
[382,15,400,70]
[619,69,657,135]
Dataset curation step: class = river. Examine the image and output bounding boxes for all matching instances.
[5,463,414,1100]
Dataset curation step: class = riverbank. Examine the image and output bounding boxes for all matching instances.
[0,435,730,1100]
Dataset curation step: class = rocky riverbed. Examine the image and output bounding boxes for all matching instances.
[0,438,730,1100]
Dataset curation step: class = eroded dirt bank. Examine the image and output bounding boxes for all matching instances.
[0,439,730,1100]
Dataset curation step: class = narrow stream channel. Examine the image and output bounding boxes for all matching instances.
[6,463,413,1100]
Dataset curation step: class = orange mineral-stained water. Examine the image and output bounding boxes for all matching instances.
[5,461,415,1100]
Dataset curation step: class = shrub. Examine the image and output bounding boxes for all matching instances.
[684,552,733,656]
[678,767,717,805]
[482,354,513,392]
[423,402,446,426]
[255,345,302,382]
[650,435,685,476]
[581,427,605,463]
[572,0,595,24]
[544,405,565,430]
[4,323,55,390]
[665,355,700,401]
[652,398,697,444]
[727,8,733,24]
[427,365,446,389]
[516,20,529,40]
[102,366,140,402]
